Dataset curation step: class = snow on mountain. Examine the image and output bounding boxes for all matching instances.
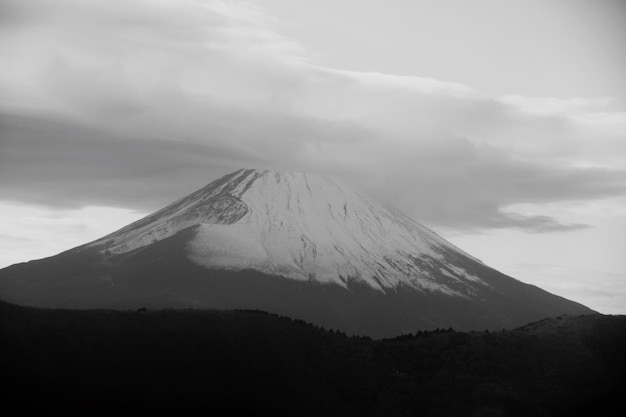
[89,169,486,296]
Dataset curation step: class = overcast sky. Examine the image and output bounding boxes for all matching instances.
[1,0,625,313]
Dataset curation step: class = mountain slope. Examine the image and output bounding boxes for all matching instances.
[0,169,594,336]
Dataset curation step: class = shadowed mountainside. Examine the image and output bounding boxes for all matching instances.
[1,301,624,416]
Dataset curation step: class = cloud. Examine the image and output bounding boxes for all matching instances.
[499,95,619,116]
[0,0,625,233]
[483,212,590,233]
[509,263,626,314]
[0,201,141,266]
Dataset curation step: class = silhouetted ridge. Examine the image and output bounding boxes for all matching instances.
[1,301,623,415]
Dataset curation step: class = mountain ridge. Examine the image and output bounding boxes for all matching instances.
[1,300,622,415]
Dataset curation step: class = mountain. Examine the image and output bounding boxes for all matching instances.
[0,168,593,337]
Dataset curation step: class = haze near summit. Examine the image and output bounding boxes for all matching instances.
[0,0,625,313]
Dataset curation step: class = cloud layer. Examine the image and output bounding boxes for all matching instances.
[1,0,625,232]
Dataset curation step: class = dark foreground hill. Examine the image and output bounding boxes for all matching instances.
[1,301,624,416]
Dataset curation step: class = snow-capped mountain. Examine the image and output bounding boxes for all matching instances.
[0,168,594,337]
[92,169,483,295]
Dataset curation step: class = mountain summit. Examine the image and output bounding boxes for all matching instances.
[93,169,483,295]
[0,168,593,337]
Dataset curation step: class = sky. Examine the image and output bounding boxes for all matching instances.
[0,0,625,313]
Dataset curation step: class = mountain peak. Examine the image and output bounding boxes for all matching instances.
[89,168,479,294]
[200,168,352,204]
